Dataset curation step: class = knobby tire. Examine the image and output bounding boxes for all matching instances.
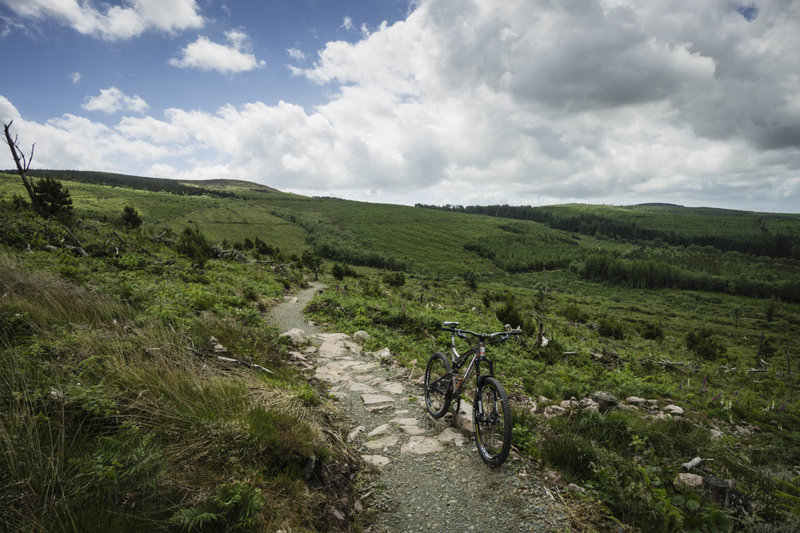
[473,376,512,467]
[424,352,452,418]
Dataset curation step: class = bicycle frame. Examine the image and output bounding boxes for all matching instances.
[448,332,495,397]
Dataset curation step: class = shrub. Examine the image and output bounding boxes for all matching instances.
[639,321,664,341]
[32,176,73,222]
[598,317,625,339]
[121,205,142,228]
[170,481,264,532]
[685,328,726,359]
[561,303,588,323]
[496,295,525,329]
[177,226,215,267]
[383,271,405,287]
[331,263,357,280]
[462,270,478,290]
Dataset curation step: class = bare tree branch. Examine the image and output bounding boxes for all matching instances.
[3,121,39,211]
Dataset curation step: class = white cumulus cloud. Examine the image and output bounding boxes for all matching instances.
[169,29,265,74]
[287,47,305,62]
[82,87,149,114]
[3,0,800,213]
[0,0,203,40]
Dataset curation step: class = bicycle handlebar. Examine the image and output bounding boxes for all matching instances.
[441,324,523,342]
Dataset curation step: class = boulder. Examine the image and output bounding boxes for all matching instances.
[362,454,390,468]
[674,473,704,491]
[401,436,444,455]
[626,396,647,406]
[353,330,370,344]
[664,404,684,416]
[347,426,365,442]
[592,391,619,414]
[436,428,465,447]
[368,347,392,361]
[560,399,578,410]
[543,405,567,418]
[280,328,307,345]
[454,401,473,435]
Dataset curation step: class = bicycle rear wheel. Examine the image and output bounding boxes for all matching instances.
[424,352,452,418]
[473,376,512,467]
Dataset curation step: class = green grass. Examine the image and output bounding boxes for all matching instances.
[0,202,362,531]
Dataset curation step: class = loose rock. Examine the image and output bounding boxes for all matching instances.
[664,405,684,416]
[592,391,619,414]
[353,330,370,344]
[279,328,307,345]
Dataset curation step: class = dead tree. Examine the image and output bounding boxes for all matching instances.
[3,121,40,212]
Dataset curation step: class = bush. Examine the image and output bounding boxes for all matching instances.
[462,270,478,290]
[496,295,525,329]
[639,321,664,341]
[561,303,588,323]
[598,317,625,339]
[32,176,73,222]
[685,328,726,359]
[383,271,405,287]
[121,205,142,228]
[177,226,214,267]
[331,263,357,280]
[170,481,264,532]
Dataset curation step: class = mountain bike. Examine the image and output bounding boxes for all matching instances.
[424,321,521,467]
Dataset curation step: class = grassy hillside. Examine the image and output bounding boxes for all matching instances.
[0,187,363,530]
[2,170,800,531]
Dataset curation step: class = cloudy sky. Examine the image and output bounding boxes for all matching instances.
[1,0,799,212]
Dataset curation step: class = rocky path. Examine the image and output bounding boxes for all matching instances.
[272,284,570,532]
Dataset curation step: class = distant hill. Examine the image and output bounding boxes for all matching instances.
[416,202,800,259]
[14,169,241,198]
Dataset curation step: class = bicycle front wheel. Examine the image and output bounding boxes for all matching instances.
[473,376,512,467]
[424,352,452,418]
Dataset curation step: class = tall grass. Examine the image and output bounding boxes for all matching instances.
[0,240,361,531]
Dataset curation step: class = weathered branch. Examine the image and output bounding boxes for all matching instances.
[150,230,176,245]
[3,121,39,211]
[59,224,88,257]
[189,346,274,374]
[113,231,155,257]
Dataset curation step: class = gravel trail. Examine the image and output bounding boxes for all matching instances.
[271,284,570,532]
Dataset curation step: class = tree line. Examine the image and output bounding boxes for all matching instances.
[416,204,800,259]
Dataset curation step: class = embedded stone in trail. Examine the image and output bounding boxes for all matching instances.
[362,454,390,467]
[348,382,377,393]
[400,436,444,455]
[364,434,400,450]
[362,394,395,405]
[389,417,418,426]
[318,341,349,359]
[383,382,404,395]
[315,333,350,342]
[436,427,465,447]
[327,360,360,371]
[366,404,393,413]
[400,425,426,436]
[279,328,307,345]
[350,362,377,373]
[368,424,392,437]
[347,426,365,442]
